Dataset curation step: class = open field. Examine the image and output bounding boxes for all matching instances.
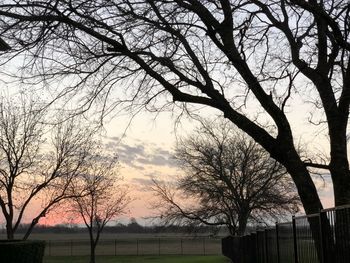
[4,233,223,257]
[43,255,231,263]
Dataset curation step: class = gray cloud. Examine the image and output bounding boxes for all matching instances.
[136,154,177,167]
[120,144,145,155]
[109,136,120,141]
[112,143,146,167]
[104,138,178,169]
[128,163,146,170]
[131,177,154,186]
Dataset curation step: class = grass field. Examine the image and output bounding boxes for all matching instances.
[44,255,231,263]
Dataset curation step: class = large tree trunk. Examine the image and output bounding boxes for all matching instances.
[328,120,350,262]
[334,207,350,263]
[280,149,330,263]
[285,145,350,263]
[278,149,323,215]
[329,119,350,206]
[333,175,350,206]
[237,211,249,237]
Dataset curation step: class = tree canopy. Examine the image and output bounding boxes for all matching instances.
[0,96,95,239]
[69,151,129,263]
[0,0,348,218]
[153,119,300,235]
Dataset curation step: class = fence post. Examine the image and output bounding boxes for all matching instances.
[292,216,298,263]
[136,239,139,256]
[276,223,280,263]
[203,237,206,255]
[48,240,51,256]
[158,238,161,256]
[180,238,183,255]
[256,231,260,263]
[114,239,117,256]
[70,240,73,257]
[251,233,257,263]
[264,229,268,263]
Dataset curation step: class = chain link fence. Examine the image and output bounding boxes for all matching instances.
[45,237,222,256]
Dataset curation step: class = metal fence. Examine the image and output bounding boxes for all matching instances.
[44,237,221,256]
[222,205,350,263]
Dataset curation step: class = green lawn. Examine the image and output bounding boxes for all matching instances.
[44,255,231,263]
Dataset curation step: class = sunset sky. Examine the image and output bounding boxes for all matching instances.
[77,105,335,224]
[95,107,334,226]
[0,90,335,227]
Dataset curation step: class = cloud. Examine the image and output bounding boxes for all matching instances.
[131,177,153,186]
[120,144,146,155]
[105,139,178,169]
[127,163,146,170]
[130,173,178,191]
[137,155,170,166]
[109,136,120,141]
[112,143,146,166]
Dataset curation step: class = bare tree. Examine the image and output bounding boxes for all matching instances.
[0,0,349,258]
[69,152,130,263]
[152,119,300,236]
[0,96,94,240]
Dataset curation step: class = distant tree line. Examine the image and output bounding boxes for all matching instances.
[2,220,224,236]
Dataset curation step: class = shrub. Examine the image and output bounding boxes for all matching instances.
[0,240,46,263]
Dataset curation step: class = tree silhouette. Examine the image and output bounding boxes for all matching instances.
[0,95,94,239]
[69,151,130,263]
[153,119,300,235]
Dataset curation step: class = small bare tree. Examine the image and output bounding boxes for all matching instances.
[69,152,130,263]
[0,96,94,240]
[153,119,300,236]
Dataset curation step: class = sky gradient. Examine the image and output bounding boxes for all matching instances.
[0,101,335,227]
